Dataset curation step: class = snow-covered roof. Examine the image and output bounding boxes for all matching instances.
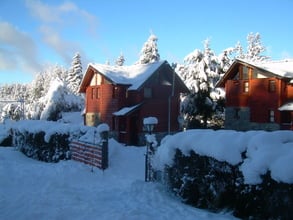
[216,59,293,88]
[278,102,293,111]
[89,61,166,90]
[239,59,293,78]
[143,117,158,125]
[113,103,142,116]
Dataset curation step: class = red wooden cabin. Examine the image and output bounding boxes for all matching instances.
[79,60,189,145]
[216,59,293,131]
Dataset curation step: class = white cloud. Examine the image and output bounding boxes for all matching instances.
[25,0,99,64]
[0,21,42,74]
[39,25,79,64]
[25,0,61,23]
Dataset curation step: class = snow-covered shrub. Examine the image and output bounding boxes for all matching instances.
[10,120,99,162]
[154,130,293,219]
[164,149,238,210]
[13,129,70,162]
[0,123,13,146]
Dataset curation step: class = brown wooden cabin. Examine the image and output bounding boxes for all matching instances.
[216,59,293,131]
[79,60,189,145]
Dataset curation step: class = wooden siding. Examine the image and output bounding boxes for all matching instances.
[221,61,293,130]
[85,83,120,128]
[225,77,282,124]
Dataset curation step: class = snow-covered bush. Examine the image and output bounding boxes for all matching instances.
[9,120,102,162]
[13,125,71,162]
[0,123,12,146]
[154,130,293,219]
[163,149,292,219]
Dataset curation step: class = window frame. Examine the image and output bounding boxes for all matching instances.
[144,87,152,98]
[268,80,276,92]
[243,81,249,93]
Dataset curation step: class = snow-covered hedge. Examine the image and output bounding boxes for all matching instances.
[154,130,293,219]
[1,120,102,162]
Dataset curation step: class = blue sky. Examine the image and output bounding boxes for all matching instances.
[0,0,292,84]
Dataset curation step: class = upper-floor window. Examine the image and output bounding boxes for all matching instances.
[91,88,95,99]
[243,81,249,93]
[268,80,276,92]
[242,66,249,80]
[144,87,152,98]
[95,87,100,99]
[91,87,100,99]
[233,72,239,80]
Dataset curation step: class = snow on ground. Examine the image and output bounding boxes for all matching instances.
[1,114,291,219]
[58,112,84,125]
[0,139,237,220]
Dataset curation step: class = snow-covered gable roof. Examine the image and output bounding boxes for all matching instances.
[88,60,166,90]
[243,59,293,78]
[217,59,293,88]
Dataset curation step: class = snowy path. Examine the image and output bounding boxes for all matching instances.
[0,144,237,220]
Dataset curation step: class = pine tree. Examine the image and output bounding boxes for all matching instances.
[177,39,223,129]
[115,53,125,66]
[66,52,83,95]
[138,34,160,64]
[234,32,269,62]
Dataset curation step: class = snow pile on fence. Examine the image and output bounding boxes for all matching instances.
[154,129,293,184]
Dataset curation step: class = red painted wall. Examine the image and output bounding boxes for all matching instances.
[225,77,284,124]
[86,84,120,128]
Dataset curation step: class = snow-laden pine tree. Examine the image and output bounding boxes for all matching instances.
[137,34,160,64]
[66,52,83,95]
[239,32,269,62]
[177,39,224,129]
[40,78,66,121]
[115,53,125,66]
[221,32,270,66]
[24,65,66,120]
[0,83,28,121]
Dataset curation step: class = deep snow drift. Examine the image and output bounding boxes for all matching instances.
[0,139,237,220]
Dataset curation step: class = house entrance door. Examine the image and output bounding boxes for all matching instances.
[129,115,139,145]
